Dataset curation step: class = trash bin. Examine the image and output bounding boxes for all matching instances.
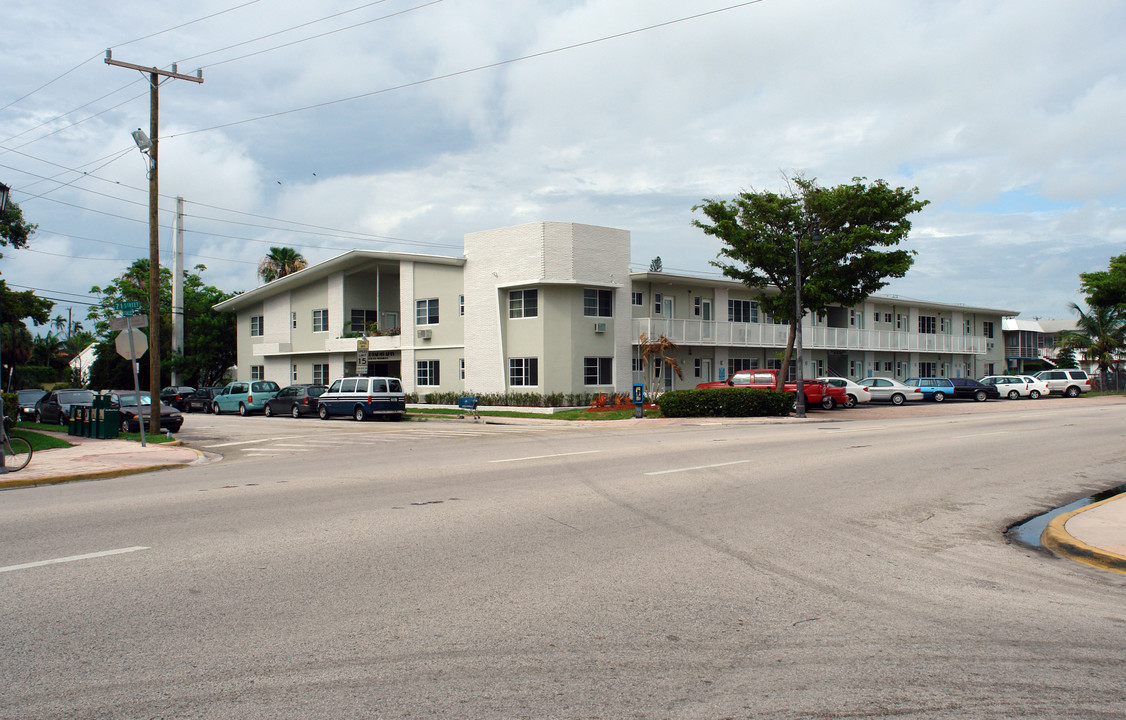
[100,408,120,439]
[67,405,81,436]
[80,405,93,437]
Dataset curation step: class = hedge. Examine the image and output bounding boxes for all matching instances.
[411,391,605,408]
[656,388,793,418]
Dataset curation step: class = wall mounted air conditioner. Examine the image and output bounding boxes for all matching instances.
[417,328,432,340]
[594,322,606,333]
[987,342,994,350]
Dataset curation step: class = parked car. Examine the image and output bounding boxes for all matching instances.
[948,377,1000,402]
[34,389,96,424]
[854,377,924,405]
[107,390,184,433]
[183,386,224,413]
[696,368,845,410]
[816,377,871,408]
[903,377,957,402]
[212,380,281,416]
[264,384,327,418]
[160,386,196,411]
[1035,368,1092,397]
[317,376,405,421]
[979,375,1049,400]
[17,389,47,421]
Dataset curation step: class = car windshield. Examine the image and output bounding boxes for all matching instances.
[60,390,95,403]
[115,393,152,406]
[18,390,46,402]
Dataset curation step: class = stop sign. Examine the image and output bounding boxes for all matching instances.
[115,327,148,359]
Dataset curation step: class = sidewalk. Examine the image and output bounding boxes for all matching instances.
[1,431,205,489]
[1043,493,1126,574]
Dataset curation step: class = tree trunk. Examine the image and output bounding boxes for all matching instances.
[777,323,797,391]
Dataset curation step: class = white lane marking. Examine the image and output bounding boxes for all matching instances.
[644,460,751,476]
[0,546,150,574]
[489,450,601,464]
[954,431,1010,439]
[205,436,302,448]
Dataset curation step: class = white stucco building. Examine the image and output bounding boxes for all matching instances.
[214,221,1014,396]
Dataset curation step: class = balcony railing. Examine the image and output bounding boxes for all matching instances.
[634,318,987,355]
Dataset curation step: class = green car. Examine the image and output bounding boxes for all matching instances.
[212,380,280,416]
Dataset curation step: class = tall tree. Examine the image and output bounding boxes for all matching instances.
[86,260,236,389]
[1054,302,1126,392]
[694,176,927,389]
[1079,253,1126,310]
[0,199,36,258]
[258,246,308,283]
[1,199,52,389]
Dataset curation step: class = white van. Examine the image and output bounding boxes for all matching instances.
[317,376,406,421]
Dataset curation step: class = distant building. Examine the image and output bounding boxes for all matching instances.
[214,221,1014,395]
[68,342,98,385]
[1001,317,1079,374]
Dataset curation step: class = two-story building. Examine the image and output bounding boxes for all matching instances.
[214,221,1014,396]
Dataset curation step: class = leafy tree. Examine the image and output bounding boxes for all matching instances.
[1054,303,1126,392]
[1,199,51,389]
[86,260,236,390]
[258,246,308,283]
[0,199,36,258]
[1053,347,1078,370]
[1080,253,1126,310]
[694,176,927,389]
[649,256,663,272]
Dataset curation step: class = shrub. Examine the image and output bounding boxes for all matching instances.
[657,388,793,418]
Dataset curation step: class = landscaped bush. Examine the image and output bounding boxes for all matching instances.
[657,388,793,418]
[415,391,600,408]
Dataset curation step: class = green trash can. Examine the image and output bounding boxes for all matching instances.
[67,405,80,436]
[81,405,93,438]
[99,407,120,439]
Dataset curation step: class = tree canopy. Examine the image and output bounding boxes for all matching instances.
[258,246,308,283]
[1,199,52,388]
[86,260,237,389]
[694,176,928,388]
[1054,302,1126,391]
[1079,253,1126,310]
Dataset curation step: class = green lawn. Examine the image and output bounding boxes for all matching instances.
[8,427,72,452]
[12,421,176,444]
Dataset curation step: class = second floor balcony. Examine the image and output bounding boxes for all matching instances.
[635,318,987,355]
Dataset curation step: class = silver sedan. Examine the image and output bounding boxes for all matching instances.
[855,377,925,405]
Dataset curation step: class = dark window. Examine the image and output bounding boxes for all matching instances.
[584,289,613,317]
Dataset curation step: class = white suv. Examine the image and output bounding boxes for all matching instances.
[1034,369,1091,397]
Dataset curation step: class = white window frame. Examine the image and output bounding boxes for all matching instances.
[584,288,613,318]
[416,360,440,386]
[583,357,613,385]
[250,315,263,337]
[250,365,265,381]
[312,309,329,333]
[509,357,539,386]
[508,289,538,319]
[313,364,329,385]
[416,298,439,326]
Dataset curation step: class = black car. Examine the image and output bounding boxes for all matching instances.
[183,387,223,413]
[108,391,184,433]
[160,386,196,411]
[264,384,328,418]
[17,389,47,421]
[35,389,96,424]
[948,377,1000,402]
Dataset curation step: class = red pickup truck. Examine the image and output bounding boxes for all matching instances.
[696,368,847,410]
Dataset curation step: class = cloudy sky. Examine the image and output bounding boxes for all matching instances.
[3,0,1124,335]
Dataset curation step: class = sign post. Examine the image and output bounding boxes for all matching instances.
[114,320,149,447]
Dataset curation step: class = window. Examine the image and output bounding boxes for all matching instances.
[728,299,758,323]
[884,312,893,323]
[654,293,662,314]
[459,295,465,317]
[312,309,328,333]
[350,309,378,333]
[849,360,860,377]
[291,311,297,329]
[874,311,880,322]
[983,321,994,338]
[509,289,538,318]
[896,361,906,377]
[730,358,754,374]
[631,292,643,306]
[250,315,263,337]
[984,362,994,375]
[632,357,642,373]
[919,362,937,376]
[509,358,539,386]
[694,358,701,378]
[896,314,905,330]
[918,315,937,334]
[459,358,465,380]
[584,288,613,317]
[694,297,701,316]
[416,298,439,325]
[313,364,329,385]
[292,364,298,382]
[884,361,893,372]
[250,365,264,380]
[416,360,440,386]
[940,317,948,334]
[583,357,613,385]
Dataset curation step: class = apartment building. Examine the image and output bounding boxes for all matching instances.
[214,221,1013,395]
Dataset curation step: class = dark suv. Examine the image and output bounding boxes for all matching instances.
[34,389,96,424]
[264,384,328,418]
[948,377,1000,402]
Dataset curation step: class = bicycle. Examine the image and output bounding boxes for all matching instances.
[2,425,33,472]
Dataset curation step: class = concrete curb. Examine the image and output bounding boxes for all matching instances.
[0,463,192,490]
[1041,496,1126,575]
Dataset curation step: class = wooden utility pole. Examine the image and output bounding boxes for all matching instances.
[105,51,202,434]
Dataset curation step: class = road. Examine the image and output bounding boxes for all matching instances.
[2,400,1125,719]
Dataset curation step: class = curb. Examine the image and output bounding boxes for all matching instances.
[1041,495,1126,575]
[0,445,207,491]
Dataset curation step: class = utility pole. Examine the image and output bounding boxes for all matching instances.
[105,51,202,434]
[172,197,185,387]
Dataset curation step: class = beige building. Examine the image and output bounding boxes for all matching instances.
[214,222,1014,396]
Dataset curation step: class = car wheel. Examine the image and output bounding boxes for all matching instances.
[1030,390,1041,399]
[1007,390,1020,400]
[820,396,835,410]
[974,390,987,402]
[212,402,221,415]
[264,404,273,417]
[1065,386,1080,398]
[35,409,43,424]
[390,413,403,422]
[845,394,857,409]
[318,404,329,420]
[239,403,248,417]
[292,404,302,418]
[890,393,905,406]
[170,424,182,433]
[933,392,946,403]
[121,418,131,433]
[353,405,366,422]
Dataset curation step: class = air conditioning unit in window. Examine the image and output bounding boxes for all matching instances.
[416,328,432,340]
[987,342,994,350]
[594,322,606,333]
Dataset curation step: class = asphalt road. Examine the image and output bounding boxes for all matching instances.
[2,399,1125,719]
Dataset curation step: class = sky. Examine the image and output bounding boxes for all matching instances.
[3,0,1125,337]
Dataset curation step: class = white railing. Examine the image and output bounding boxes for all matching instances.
[634,318,986,355]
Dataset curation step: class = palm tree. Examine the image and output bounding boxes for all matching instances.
[639,333,683,400]
[258,247,308,283]
[1055,302,1126,392]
